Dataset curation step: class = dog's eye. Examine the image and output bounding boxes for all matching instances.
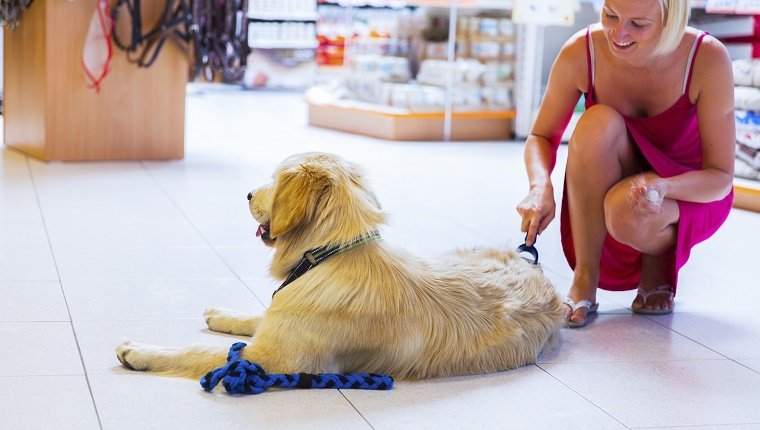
[247,192,253,201]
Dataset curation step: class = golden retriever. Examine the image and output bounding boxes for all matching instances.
[116,152,565,380]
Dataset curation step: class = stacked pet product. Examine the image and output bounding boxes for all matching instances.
[733,59,760,181]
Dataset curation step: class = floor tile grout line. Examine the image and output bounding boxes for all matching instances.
[139,162,268,308]
[25,156,104,430]
[731,360,760,376]
[337,390,377,430]
[643,316,760,377]
[540,357,760,428]
[535,364,632,429]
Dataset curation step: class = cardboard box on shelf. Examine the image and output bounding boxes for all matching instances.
[307,101,513,141]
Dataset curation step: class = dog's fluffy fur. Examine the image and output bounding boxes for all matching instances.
[116,152,565,379]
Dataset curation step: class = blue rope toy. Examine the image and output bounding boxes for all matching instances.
[200,342,394,395]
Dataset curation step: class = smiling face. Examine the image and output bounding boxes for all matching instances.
[601,0,664,63]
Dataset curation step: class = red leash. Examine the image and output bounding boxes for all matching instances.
[81,0,113,92]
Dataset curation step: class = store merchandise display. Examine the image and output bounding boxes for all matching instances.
[453,15,515,107]
[734,60,760,181]
[316,3,419,68]
[312,9,515,111]
[245,0,318,88]
[307,5,516,140]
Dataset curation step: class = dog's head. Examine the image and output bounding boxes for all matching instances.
[248,152,385,248]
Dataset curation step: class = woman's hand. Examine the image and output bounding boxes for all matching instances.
[516,183,556,246]
[627,175,669,216]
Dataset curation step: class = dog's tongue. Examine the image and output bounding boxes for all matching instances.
[256,224,265,237]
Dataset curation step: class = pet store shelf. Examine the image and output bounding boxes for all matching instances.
[248,12,319,21]
[250,40,320,49]
[406,0,512,9]
[734,177,760,212]
[318,0,512,8]
[307,99,514,140]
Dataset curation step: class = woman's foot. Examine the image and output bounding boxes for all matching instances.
[632,284,674,314]
[565,270,599,328]
[564,298,599,328]
[631,254,674,313]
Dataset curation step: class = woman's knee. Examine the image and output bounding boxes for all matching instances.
[603,181,647,248]
[570,104,627,152]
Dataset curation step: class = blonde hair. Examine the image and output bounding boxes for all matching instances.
[653,0,691,56]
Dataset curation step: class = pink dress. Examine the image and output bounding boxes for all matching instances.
[560,28,734,293]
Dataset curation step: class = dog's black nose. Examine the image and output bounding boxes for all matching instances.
[247,192,253,201]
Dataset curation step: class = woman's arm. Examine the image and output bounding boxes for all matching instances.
[518,31,586,244]
[657,35,736,204]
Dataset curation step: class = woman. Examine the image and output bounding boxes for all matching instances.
[516,0,735,327]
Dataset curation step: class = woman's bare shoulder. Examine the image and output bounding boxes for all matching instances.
[559,26,591,57]
[553,27,590,79]
[696,33,730,62]
[692,30,732,79]
[690,29,733,100]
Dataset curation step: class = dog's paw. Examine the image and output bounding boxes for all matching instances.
[204,307,243,334]
[204,307,257,336]
[115,340,149,371]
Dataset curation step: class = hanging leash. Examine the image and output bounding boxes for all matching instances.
[0,0,33,30]
[272,230,382,298]
[111,0,193,68]
[201,342,394,395]
[108,0,249,82]
[189,0,249,82]
[81,0,114,92]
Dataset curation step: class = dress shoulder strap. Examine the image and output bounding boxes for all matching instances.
[585,25,595,97]
[683,31,708,95]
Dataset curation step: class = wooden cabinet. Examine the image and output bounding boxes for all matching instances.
[3,0,187,161]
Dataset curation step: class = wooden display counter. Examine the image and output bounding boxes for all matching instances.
[308,100,514,141]
[734,178,760,213]
[3,1,187,161]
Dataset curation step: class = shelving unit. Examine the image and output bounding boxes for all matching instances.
[308,99,513,140]
[734,178,760,212]
[308,0,516,140]
[245,0,318,88]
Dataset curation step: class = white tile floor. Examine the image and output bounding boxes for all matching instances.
[1,88,760,430]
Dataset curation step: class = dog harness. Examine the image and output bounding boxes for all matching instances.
[272,230,382,297]
[201,342,394,395]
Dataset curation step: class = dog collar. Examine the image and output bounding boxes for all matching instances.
[272,230,382,298]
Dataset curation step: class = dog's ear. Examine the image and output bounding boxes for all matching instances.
[269,162,330,238]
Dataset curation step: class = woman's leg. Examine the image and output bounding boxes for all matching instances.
[604,172,679,311]
[565,105,640,325]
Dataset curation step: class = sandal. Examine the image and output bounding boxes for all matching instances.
[632,284,674,315]
[564,298,599,328]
